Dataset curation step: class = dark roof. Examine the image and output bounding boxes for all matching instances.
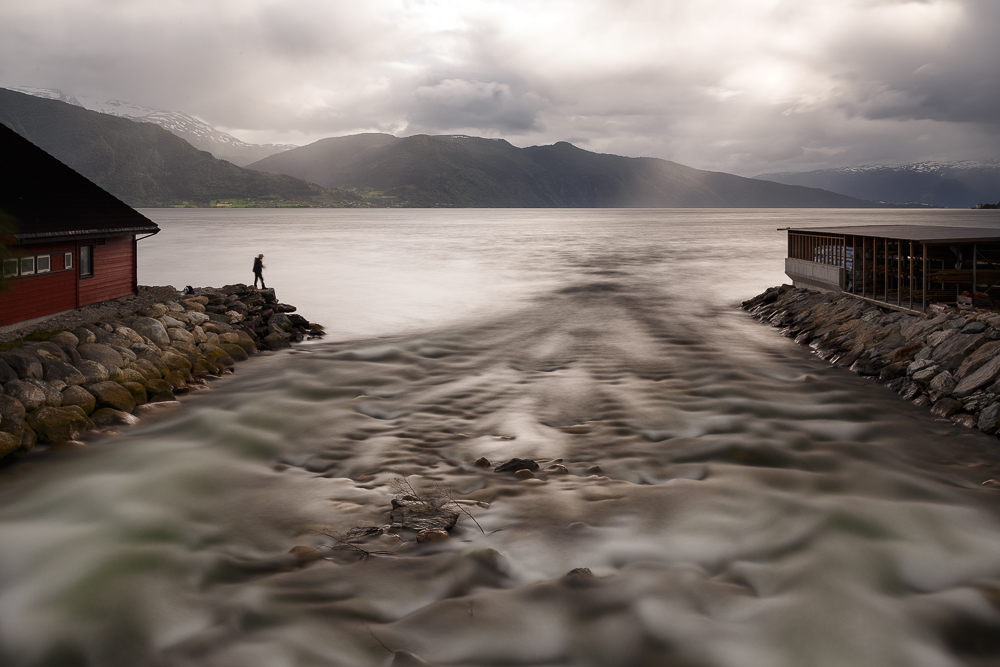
[0,123,159,241]
[788,224,1000,244]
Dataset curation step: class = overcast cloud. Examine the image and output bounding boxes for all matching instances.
[1,0,997,175]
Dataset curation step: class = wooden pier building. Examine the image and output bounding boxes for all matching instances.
[785,225,1000,314]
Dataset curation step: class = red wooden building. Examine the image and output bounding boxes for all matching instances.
[0,124,159,329]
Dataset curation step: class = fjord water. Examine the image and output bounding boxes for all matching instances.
[3,208,1000,666]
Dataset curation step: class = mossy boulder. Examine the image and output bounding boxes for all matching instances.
[0,394,27,422]
[221,343,249,362]
[61,385,97,415]
[26,406,95,444]
[3,380,46,411]
[90,408,140,427]
[87,381,136,414]
[77,343,125,369]
[122,382,148,407]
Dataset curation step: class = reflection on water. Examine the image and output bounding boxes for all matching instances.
[2,209,1000,666]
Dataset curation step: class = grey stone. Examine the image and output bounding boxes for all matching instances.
[107,344,137,363]
[926,329,958,347]
[25,379,61,407]
[129,317,170,347]
[263,332,291,349]
[268,312,293,332]
[114,326,144,345]
[187,311,210,326]
[47,331,80,350]
[167,327,195,344]
[3,380,45,411]
[26,406,94,444]
[927,371,957,402]
[931,333,986,368]
[955,354,1000,397]
[0,394,27,422]
[0,359,16,384]
[73,359,109,385]
[0,350,43,380]
[77,343,125,369]
[61,385,96,415]
[962,321,988,334]
[42,360,86,386]
[952,414,978,429]
[121,368,145,384]
[71,327,97,344]
[955,341,1000,380]
[87,382,136,413]
[979,403,1000,433]
[160,315,186,329]
[912,364,941,384]
[22,342,70,363]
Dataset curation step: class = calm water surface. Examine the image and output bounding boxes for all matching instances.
[3,209,1000,667]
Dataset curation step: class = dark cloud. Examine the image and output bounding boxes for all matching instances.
[0,0,997,174]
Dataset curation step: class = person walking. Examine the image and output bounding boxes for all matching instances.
[253,253,266,289]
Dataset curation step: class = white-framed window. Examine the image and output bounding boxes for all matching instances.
[36,255,50,273]
[19,256,35,276]
[64,252,73,270]
[2,258,16,278]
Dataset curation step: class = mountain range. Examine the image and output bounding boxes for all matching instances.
[755,162,1000,208]
[247,133,878,208]
[0,88,360,207]
[9,87,294,166]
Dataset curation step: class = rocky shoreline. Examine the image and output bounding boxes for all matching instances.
[0,284,322,461]
[743,285,1000,435]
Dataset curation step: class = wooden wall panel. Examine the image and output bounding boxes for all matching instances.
[0,240,79,326]
[78,235,137,307]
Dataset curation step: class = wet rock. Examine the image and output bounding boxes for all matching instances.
[0,350,43,380]
[221,343,249,362]
[149,391,176,403]
[87,381,137,413]
[952,414,978,429]
[389,502,459,532]
[263,332,292,349]
[473,456,491,467]
[346,526,383,539]
[159,351,193,372]
[962,321,988,334]
[912,364,942,384]
[586,465,604,474]
[514,469,535,479]
[122,382,148,407]
[129,358,162,381]
[955,341,1000,380]
[927,371,957,402]
[288,545,324,562]
[494,458,539,473]
[167,327,195,344]
[42,359,86,386]
[979,403,1000,433]
[562,567,597,587]
[77,343,124,369]
[26,406,94,444]
[416,529,450,543]
[145,379,174,396]
[90,408,140,427]
[931,397,963,418]
[546,464,570,474]
[879,361,910,382]
[0,431,21,457]
[3,380,45,411]
[898,380,922,400]
[61,385,97,415]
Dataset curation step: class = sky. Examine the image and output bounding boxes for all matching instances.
[1,0,998,176]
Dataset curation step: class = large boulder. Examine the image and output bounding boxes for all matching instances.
[198,344,235,368]
[77,343,125,369]
[187,311,210,326]
[61,385,97,415]
[129,317,170,347]
[182,299,206,313]
[263,332,291,349]
[221,343,249,362]
[25,379,61,408]
[0,350,43,380]
[144,379,174,396]
[114,326,145,346]
[0,431,21,458]
[42,360,86,386]
[120,368,146,384]
[167,327,196,344]
[122,382,148,407]
[22,342,70,363]
[73,359,109,385]
[71,327,97,344]
[26,406,94,444]
[0,359,17,384]
[87,382,136,413]
[108,344,137,363]
[47,331,80,351]
[129,359,163,381]
[955,355,1000,397]
[0,394,27,422]
[3,380,46,411]
[269,312,293,333]
[159,351,193,371]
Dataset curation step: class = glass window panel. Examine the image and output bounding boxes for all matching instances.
[20,256,34,275]
[80,246,93,277]
[36,255,50,273]
[2,258,17,278]
[64,252,73,269]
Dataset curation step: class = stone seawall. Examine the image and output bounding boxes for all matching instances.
[743,285,1000,434]
[0,285,322,460]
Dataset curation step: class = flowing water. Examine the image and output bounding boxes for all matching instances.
[3,209,1000,667]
